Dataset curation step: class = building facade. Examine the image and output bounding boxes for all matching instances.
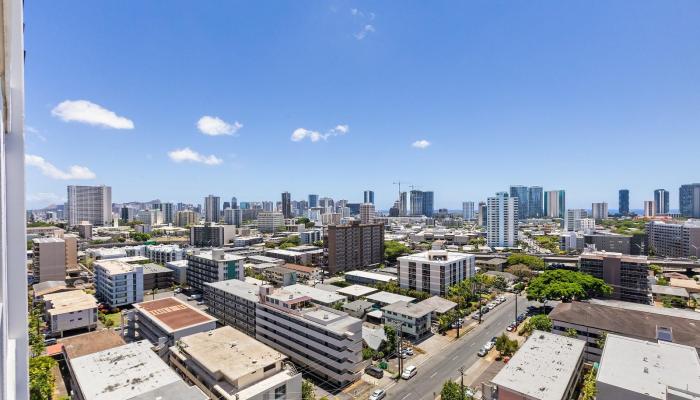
[204,279,266,336]
[644,200,655,217]
[186,249,245,292]
[528,186,543,218]
[462,201,475,220]
[579,251,650,304]
[359,203,375,224]
[487,192,518,247]
[509,185,529,220]
[190,223,236,247]
[281,191,292,218]
[618,189,629,215]
[363,190,374,204]
[646,220,700,258]
[397,251,475,296]
[326,221,385,274]
[680,183,700,218]
[94,260,145,308]
[591,202,609,220]
[544,190,566,219]
[654,188,670,215]
[204,194,220,223]
[66,185,113,227]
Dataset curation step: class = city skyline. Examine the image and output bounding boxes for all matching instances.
[23,2,700,210]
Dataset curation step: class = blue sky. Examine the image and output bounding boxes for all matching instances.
[24,1,700,210]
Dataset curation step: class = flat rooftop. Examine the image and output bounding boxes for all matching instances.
[344,270,396,283]
[270,283,346,305]
[95,259,138,275]
[60,330,126,359]
[550,301,700,349]
[398,250,473,263]
[366,291,416,305]
[142,263,172,274]
[336,284,380,298]
[382,300,434,318]
[491,331,585,400]
[283,263,318,273]
[133,297,216,333]
[172,326,286,385]
[419,296,458,314]
[190,250,246,262]
[71,340,187,400]
[597,334,700,399]
[44,290,97,315]
[205,279,264,302]
[651,284,689,298]
[33,237,63,244]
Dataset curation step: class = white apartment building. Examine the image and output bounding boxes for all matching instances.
[175,210,197,227]
[300,229,322,244]
[32,237,68,282]
[94,260,144,308]
[44,290,98,336]
[591,202,609,220]
[397,250,475,296]
[186,249,246,292]
[136,208,163,226]
[258,211,285,233]
[169,326,302,400]
[565,209,589,232]
[487,192,518,248]
[223,207,243,227]
[66,185,113,227]
[144,244,185,263]
[644,200,655,217]
[382,301,433,339]
[360,203,375,224]
[255,288,366,387]
[462,201,475,220]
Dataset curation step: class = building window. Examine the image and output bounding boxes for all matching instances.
[274,385,286,399]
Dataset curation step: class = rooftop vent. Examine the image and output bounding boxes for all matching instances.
[323,314,329,320]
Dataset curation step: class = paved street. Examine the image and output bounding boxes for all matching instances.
[385,293,535,400]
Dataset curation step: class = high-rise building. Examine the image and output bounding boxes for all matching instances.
[679,183,700,218]
[565,209,589,232]
[646,220,700,258]
[422,191,434,217]
[654,189,669,215]
[223,208,243,227]
[258,211,285,233]
[66,185,113,227]
[231,196,238,209]
[327,221,385,274]
[591,202,609,220]
[261,201,274,212]
[399,191,408,216]
[478,202,488,227]
[175,210,197,227]
[509,185,529,220]
[462,201,475,220]
[359,203,376,224]
[136,208,163,226]
[319,197,334,212]
[579,251,650,304]
[281,192,292,218]
[544,190,566,219]
[120,206,137,222]
[410,190,424,216]
[189,224,236,247]
[528,186,543,218]
[204,195,220,223]
[487,192,518,248]
[398,251,475,296]
[618,189,629,216]
[363,190,375,204]
[308,194,319,208]
[643,200,655,217]
[222,201,231,211]
[32,238,72,282]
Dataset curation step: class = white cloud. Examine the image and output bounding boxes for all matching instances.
[354,24,375,40]
[197,115,243,136]
[167,147,222,165]
[291,124,349,143]
[27,192,64,204]
[51,100,134,129]
[25,154,96,180]
[412,139,431,149]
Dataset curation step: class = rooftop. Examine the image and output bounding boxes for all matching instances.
[95,259,139,275]
[171,326,286,386]
[32,280,72,297]
[491,331,585,400]
[344,270,396,283]
[190,249,246,262]
[670,278,700,291]
[651,284,689,298]
[382,300,434,318]
[343,299,375,313]
[246,255,283,264]
[166,259,189,268]
[133,297,216,333]
[32,237,64,244]
[579,250,649,263]
[205,279,264,303]
[366,291,416,305]
[550,300,700,349]
[71,340,189,400]
[60,330,126,360]
[418,296,458,314]
[44,290,98,315]
[336,284,380,298]
[283,263,318,273]
[268,283,346,305]
[142,263,173,275]
[398,250,474,263]
[597,334,700,399]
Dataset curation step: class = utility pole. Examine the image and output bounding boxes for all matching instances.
[514,291,518,324]
[459,366,466,400]
[397,322,404,374]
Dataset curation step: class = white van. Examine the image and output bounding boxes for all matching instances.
[401,365,417,380]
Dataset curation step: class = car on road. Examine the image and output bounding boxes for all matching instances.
[402,348,414,356]
[401,365,417,380]
[472,313,480,320]
[484,341,495,351]
[43,337,57,346]
[196,300,205,305]
[188,294,202,301]
[506,321,517,332]
[451,320,463,329]
[477,347,488,357]
[365,366,384,379]
[517,313,526,323]
[369,389,386,400]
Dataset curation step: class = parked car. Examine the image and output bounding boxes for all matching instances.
[188,294,201,301]
[174,288,182,294]
[403,348,414,356]
[472,313,481,320]
[477,347,488,357]
[506,322,517,332]
[365,366,384,379]
[196,300,205,305]
[484,341,494,351]
[490,337,498,345]
[487,303,496,310]
[369,389,386,400]
[43,338,57,346]
[517,314,526,323]
[401,365,417,380]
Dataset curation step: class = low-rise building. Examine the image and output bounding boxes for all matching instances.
[190,223,236,247]
[142,263,174,291]
[579,251,651,304]
[382,301,433,339]
[204,279,269,336]
[264,247,324,266]
[283,263,322,282]
[186,249,245,292]
[344,270,396,286]
[365,291,416,307]
[397,250,476,296]
[44,290,98,336]
[300,229,322,244]
[596,334,700,399]
[419,296,457,319]
[144,244,185,263]
[336,284,380,301]
[277,283,347,307]
[169,326,303,400]
[129,297,217,348]
[165,259,189,285]
[651,284,689,304]
[487,331,585,400]
[94,260,144,308]
[263,265,297,286]
[342,299,375,319]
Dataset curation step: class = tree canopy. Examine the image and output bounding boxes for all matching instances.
[30,356,57,400]
[506,254,545,270]
[440,380,463,400]
[526,270,611,302]
[384,240,410,262]
[522,314,553,334]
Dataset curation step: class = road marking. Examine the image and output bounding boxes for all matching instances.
[470,342,475,347]
[452,354,459,361]
[430,371,438,378]
[401,393,412,400]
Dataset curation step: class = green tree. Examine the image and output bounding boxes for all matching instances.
[383,324,397,355]
[581,366,597,400]
[506,264,533,281]
[596,331,607,349]
[526,270,612,302]
[29,356,57,400]
[493,275,507,290]
[565,328,579,338]
[28,303,45,357]
[362,347,376,360]
[495,333,519,357]
[384,240,410,262]
[440,380,462,400]
[649,264,662,276]
[506,254,545,270]
[523,315,553,334]
[301,379,316,400]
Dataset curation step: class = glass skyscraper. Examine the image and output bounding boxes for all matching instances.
[509,185,529,220]
[680,183,700,218]
[619,189,629,215]
[654,189,669,215]
[528,186,543,218]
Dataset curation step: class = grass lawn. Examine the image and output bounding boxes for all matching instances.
[103,312,122,327]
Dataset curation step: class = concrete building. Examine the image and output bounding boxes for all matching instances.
[263,265,297,286]
[619,189,630,216]
[190,223,236,247]
[382,301,433,339]
[596,334,700,400]
[680,183,700,218]
[255,288,366,387]
[264,247,323,266]
[136,208,163,226]
[462,201,475,220]
[95,260,144,308]
[565,209,589,232]
[170,326,302,400]
[276,283,347,307]
[545,190,566,219]
[32,237,68,282]
[223,207,243,227]
[142,263,174,291]
[487,192,518,247]
[77,221,93,240]
[528,186,544,218]
[154,202,175,225]
[186,249,245,292]
[300,229,322,244]
[583,233,634,254]
[397,250,475,296]
[204,279,267,336]
[654,189,670,215]
[166,260,189,285]
[644,200,655,217]
[579,251,650,304]
[646,220,700,258]
[344,270,396,286]
[365,291,416,307]
[550,300,700,361]
[204,194,221,223]
[360,203,375,224]
[44,290,98,336]
[66,185,113,227]
[509,185,529,220]
[145,244,185,263]
[488,331,585,400]
[336,284,380,301]
[130,297,217,347]
[592,202,609,220]
[327,221,384,274]
[175,210,197,227]
[281,191,292,218]
[258,211,284,233]
[70,340,207,400]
